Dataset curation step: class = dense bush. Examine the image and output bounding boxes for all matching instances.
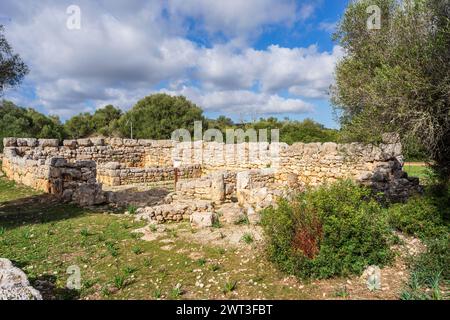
[65,105,122,139]
[0,100,66,151]
[388,197,448,239]
[118,94,205,139]
[261,180,394,279]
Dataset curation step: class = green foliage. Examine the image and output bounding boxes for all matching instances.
[127,205,137,215]
[91,105,122,137]
[207,115,234,131]
[222,280,237,293]
[279,118,339,144]
[261,180,394,279]
[332,0,450,182]
[152,288,162,299]
[113,274,127,289]
[170,285,183,298]
[105,241,119,257]
[241,233,254,244]
[196,258,206,267]
[118,93,205,139]
[388,197,448,239]
[235,117,338,144]
[64,105,122,139]
[0,100,66,150]
[0,25,28,94]
[132,245,143,255]
[64,112,94,139]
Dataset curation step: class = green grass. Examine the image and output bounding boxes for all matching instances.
[403,164,431,181]
[6,174,442,300]
[0,176,41,202]
[0,175,319,300]
[241,233,254,244]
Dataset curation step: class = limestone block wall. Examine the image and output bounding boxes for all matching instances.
[97,162,202,186]
[2,137,174,168]
[2,145,106,206]
[174,171,238,203]
[172,141,279,171]
[2,135,421,204]
[276,141,399,186]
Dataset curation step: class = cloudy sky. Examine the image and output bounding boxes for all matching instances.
[0,0,348,127]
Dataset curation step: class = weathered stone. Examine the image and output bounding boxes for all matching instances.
[246,206,260,225]
[61,189,74,203]
[16,138,37,147]
[90,138,104,146]
[210,172,225,203]
[77,139,92,147]
[220,203,246,224]
[190,212,217,228]
[38,139,59,147]
[3,137,17,147]
[103,162,121,170]
[63,139,77,148]
[0,258,42,300]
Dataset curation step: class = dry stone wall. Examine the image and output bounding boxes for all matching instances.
[97,162,202,186]
[2,135,421,208]
[2,144,107,206]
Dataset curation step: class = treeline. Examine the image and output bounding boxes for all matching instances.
[0,94,425,160]
[0,94,339,149]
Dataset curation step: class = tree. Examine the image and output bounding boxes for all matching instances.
[332,0,450,183]
[0,100,65,150]
[0,25,28,95]
[207,115,234,131]
[91,105,122,137]
[64,112,94,139]
[118,94,205,139]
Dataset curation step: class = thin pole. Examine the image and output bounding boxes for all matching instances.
[130,121,133,139]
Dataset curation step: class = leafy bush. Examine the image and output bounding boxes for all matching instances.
[0,100,66,151]
[261,180,394,279]
[388,197,447,239]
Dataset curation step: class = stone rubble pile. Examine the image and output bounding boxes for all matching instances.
[135,199,215,223]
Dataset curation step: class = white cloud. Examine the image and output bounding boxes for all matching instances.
[298,3,316,21]
[161,86,313,114]
[166,0,300,38]
[319,21,337,33]
[0,0,339,119]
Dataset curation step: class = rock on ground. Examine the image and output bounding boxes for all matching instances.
[190,212,218,228]
[0,258,42,300]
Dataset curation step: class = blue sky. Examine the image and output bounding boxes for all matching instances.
[0,0,350,128]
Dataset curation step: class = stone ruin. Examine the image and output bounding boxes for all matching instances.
[1,135,421,225]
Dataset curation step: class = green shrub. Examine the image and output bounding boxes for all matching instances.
[261,180,394,279]
[127,205,137,215]
[388,197,447,239]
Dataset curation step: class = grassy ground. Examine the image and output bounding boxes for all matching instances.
[0,175,312,300]
[404,164,431,182]
[0,174,415,300]
[0,177,41,202]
